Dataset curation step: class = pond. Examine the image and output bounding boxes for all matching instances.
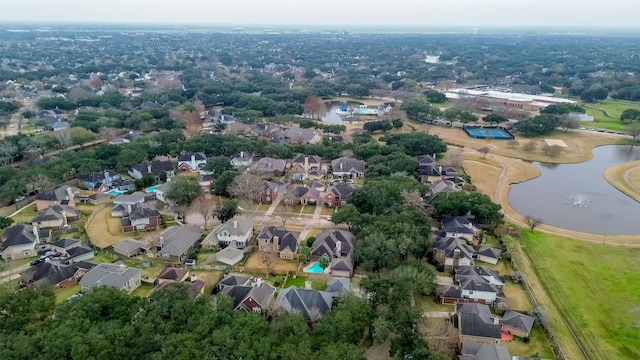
[321,101,363,125]
[509,145,640,235]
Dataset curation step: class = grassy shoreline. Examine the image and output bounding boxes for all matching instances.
[603,160,640,203]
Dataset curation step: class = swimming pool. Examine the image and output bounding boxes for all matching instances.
[106,189,123,196]
[463,127,514,140]
[145,185,159,193]
[304,262,325,274]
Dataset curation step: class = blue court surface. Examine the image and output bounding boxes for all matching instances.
[464,127,513,140]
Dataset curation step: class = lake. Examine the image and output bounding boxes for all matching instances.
[509,145,640,235]
[321,101,363,125]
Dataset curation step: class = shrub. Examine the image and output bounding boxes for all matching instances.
[306,236,316,247]
[522,141,537,152]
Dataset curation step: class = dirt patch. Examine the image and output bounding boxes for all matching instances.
[86,206,131,248]
[242,252,299,275]
[364,339,392,360]
[502,282,534,312]
[190,270,223,295]
[544,139,568,147]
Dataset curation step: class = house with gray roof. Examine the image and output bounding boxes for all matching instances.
[1,224,50,260]
[112,192,148,206]
[177,152,207,172]
[202,217,253,250]
[35,185,79,211]
[128,157,174,180]
[433,236,475,271]
[231,151,254,171]
[217,273,250,292]
[153,182,173,203]
[283,128,323,145]
[116,203,161,233]
[253,157,287,177]
[31,204,80,229]
[221,278,275,314]
[475,247,502,265]
[65,246,95,263]
[113,238,150,257]
[499,311,535,338]
[451,303,502,345]
[257,226,300,260]
[326,277,351,294]
[274,286,333,321]
[157,225,202,262]
[459,341,511,360]
[442,216,481,243]
[311,229,355,277]
[79,262,143,294]
[20,260,95,291]
[331,157,366,178]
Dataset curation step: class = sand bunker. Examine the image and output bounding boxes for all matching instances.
[544,139,568,147]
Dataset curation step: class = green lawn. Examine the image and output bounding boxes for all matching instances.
[55,284,82,304]
[507,230,640,359]
[583,99,640,131]
[92,250,118,264]
[283,275,327,290]
[130,284,155,298]
[414,294,454,312]
[301,204,317,215]
[505,326,555,359]
[9,203,38,223]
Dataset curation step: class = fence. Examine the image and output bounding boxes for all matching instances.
[83,202,110,234]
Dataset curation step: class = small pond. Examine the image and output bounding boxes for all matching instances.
[509,145,640,235]
[321,101,363,125]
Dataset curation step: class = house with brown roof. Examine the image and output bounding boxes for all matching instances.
[255,180,284,204]
[331,157,366,178]
[19,260,95,291]
[433,236,475,271]
[220,277,275,314]
[253,157,287,177]
[324,183,358,208]
[157,267,189,283]
[311,229,355,278]
[284,184,321,206]
[257,226,301,260]
[283,128,323,145]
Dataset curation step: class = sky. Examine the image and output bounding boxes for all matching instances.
[1,0,639,28]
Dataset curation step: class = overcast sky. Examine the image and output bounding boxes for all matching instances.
[2,0,639,28]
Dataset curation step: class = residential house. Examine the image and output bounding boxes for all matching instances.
[1,224,51,260]
[225,122,252,135]
[311,229,355,278]
[442,216,482,243]
[433,236,475,271]
[221,277,275,314]
[416,154,441,182]
[326,277,351,295]
[458,342,511,360]
[331,157,366,178]
[324,183,358,208]
[157,225,202,261]
[49,238,94,263]
[308,181,325,192]
[439,266,504,305]
[202,217,253,250]
[230,151,253,171]
[50,238,81,254]
[128,157,175,180]
[475,247,502,265]
[216,247,245,266]
[177,152,207,172]
[112,238,150,258]
[218,114,236,124]
[157,267,189,283]
[253,157,287,177]
[35,185,79,211]
[257,226,300,260]
[283,128,323,145]
[217,273,250,292]
[290,155,324,181]
[198,174,213,193]
[499,311,535,338]
[255,180,284,204]
[20,260,95,291]
[274,286,333,320]
[451,303,502,345]
[116,203,161,233]
[251,122,284,139]
[455,266,505,289]
[77,170,121,192]
[31,205,80,230]
[79,262,143,294]
[112,192,148,207]
[283,184,320,206]
[153,182,172,203]
[425,179,461,204]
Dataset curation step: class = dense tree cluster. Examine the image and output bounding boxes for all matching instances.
[432,191,504,229]
[514,114,561,137]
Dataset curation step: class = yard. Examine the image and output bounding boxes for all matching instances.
[502,282,534,312]
[504,326,555,359]
[283,275,327,290]
[9,203,37,223]
[506,230,640,360]
[85,206,131,248]
[190,270,223,295]
[130,284,154,298]
[54,284,81,304]
[414,293,454,312]
[583,99,640,131]
[243,252,299,275]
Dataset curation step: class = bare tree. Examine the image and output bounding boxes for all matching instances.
[173,203,189,221]
[507,140,520,149]
[522,141,537,152]
[227,173,263,202]
[419,318,459,359]
[542,144,562,157]
[340,149,355,158]
[558,115,580,130]
[303,95,327,119]
[400,189,424,209]
[479,147,490,158]
[190,195,218,230]
[525,215,543,230]
[55,129,72,148]
[626,122,640,142]
[99,127,118,142]
[260,249,278,278]
[443,148,463,167]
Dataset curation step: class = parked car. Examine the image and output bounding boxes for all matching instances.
[30,258,45,266]
[14,196,25,202]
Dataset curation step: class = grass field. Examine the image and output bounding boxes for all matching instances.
[583,99,640,131]
[505,326,555,359]
[283,275,327,290]
[9,203,37,223]
[508,230,640,359]
[603,160,640,202]
[54,284,81,304]
[130,284,154,298]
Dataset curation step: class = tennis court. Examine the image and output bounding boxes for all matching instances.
[464,127,514,140]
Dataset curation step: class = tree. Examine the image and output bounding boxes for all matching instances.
[525,215,543,230]
[135,173,156,190]
[542,144,562,157]
[165,177,202,209]
[558,115,580,130]
[261,249,278,278]
[627,122,640,141]
[216,199,238,223]
[522,141,537,152]
[483,113,508,124]
[319,254,330,273]
[478,147,490,158]
[515,114,559,136]
[442,148,463,167]
[212,170,238,196]
[0,216,14,229]
[68,127,97,146]
[227,173,262,202]
[303,95,327,119]
[382,132,447,157]
[423,89,447,103]
[620,109,640,124]
[331,204,361,232]
[204,155,232,174]
[190,195,218,230]
[298,245,311,265]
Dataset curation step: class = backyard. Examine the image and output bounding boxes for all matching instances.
[85,206,131,248]
[9,203,37,223]
[54,284,81,304]
[506,230,640,360]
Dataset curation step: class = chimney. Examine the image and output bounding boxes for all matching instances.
[340,162,343,170]
[493,316,500,325]
[147,163,152,174]
[104,171,111,186]
[32,225,40,244]
[335,240,342,257]
[453,248,460,267]
[240,151,244,158]
[127,204,132,214]
[233,219,238,229]
[273,236,279,252]
[191,154,196,169]
[304,156,309,171]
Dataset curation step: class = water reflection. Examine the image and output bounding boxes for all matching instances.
[509,145,640,235]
